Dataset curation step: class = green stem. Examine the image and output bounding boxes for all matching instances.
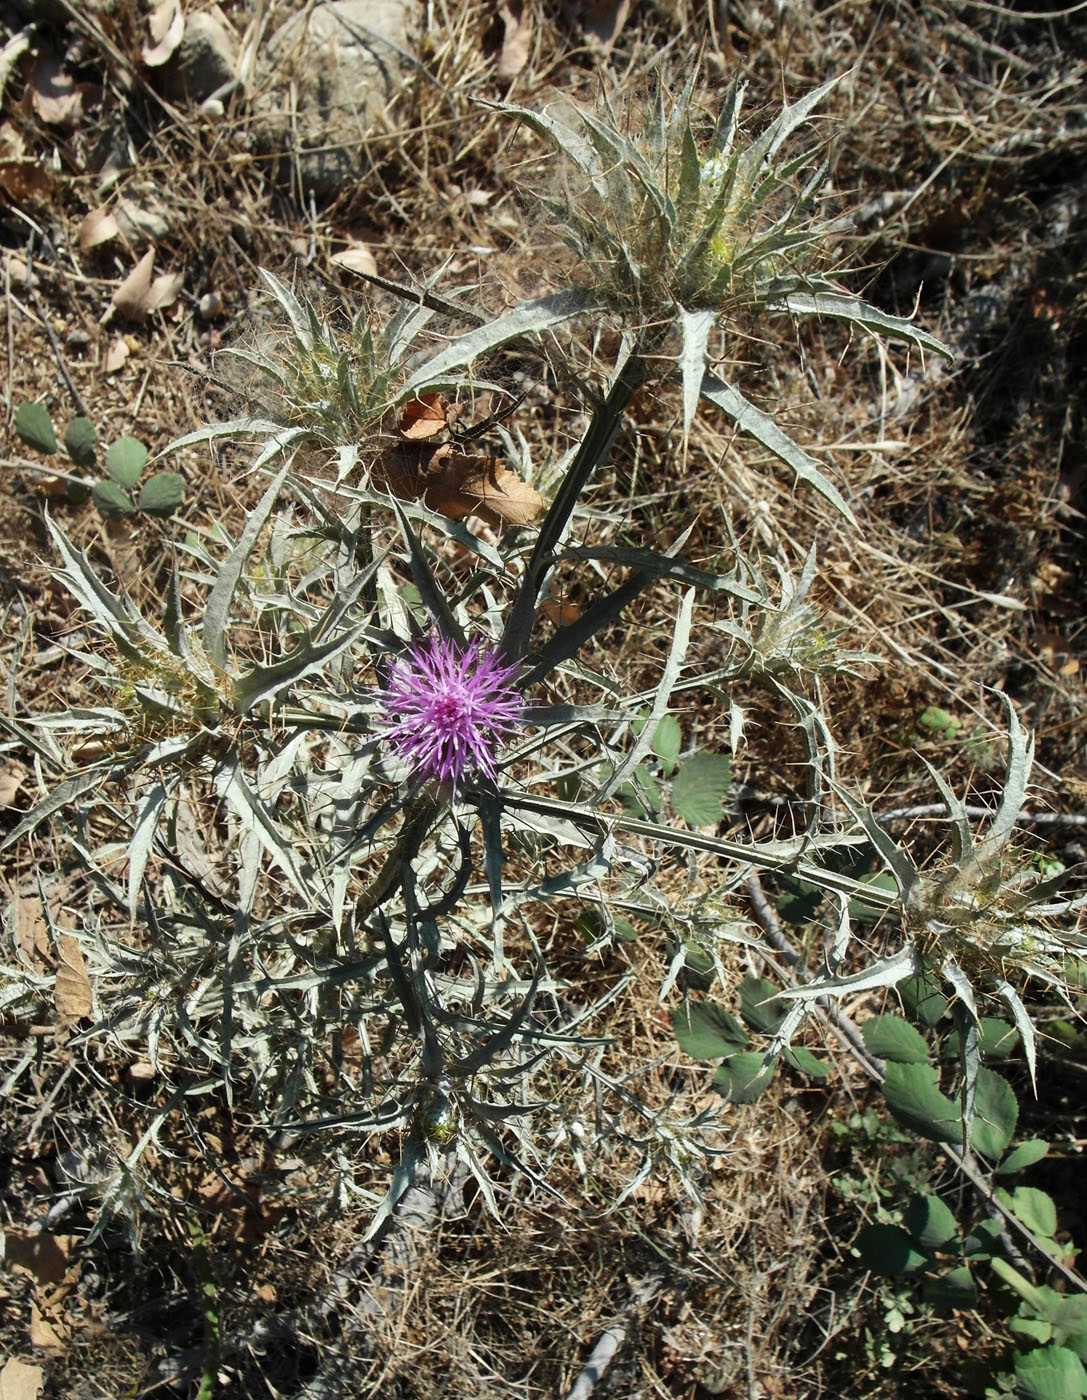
[501,339,660,661]
[186,1208,221,1400]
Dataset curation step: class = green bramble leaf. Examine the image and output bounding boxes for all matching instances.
[882,1062,962,1144]
[671,1000,748,1060]
[862,1014,930,1065]
[899,971,949,1028]
[651,713,682,773]
[92,480,136,520]
[713,1051,775,1104]
[997,1139,1049,1176]
[106,436,149,488]
[784,1045,829,1079]
[904,1193,959,1251]
[1014,1346,1087,1400]
[137,471,185,517]
[921,1266,978,1309]
[16,401,58,454]
[856,1223,928,1275]
[739,975,786,1035]
[671,751,730,826]
[64,416,97,467]
[970,1066,1018,1161]
[998,1185,1058,1242]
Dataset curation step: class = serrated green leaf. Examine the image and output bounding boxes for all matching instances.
[946,1016,1019,1063]
[672,1000,749,1060]
[847,870,901,925]
[64,416,97,467]
[713,1051,776,1103]
[92,480,136,519]
[137,471,185,516]
[618,763,660,816]
[974,1069,1025,1159]
[998,1140,1049,1176]
[784,1045,828,1079]
[904,1193,959,1250]
[963,1215,1003,1259]
[862,1014,930,1064]
[16,401,58,454]
[671,751,731,826]
[899,970,949,1028]
[651,713,682,773]
[856,1223,928,1275]
[740,975,786,1035]
[106,436,149,487]
[1014,1346,1087,1400]
[775,878,823,925]
[972,1065,1019,1160]
[882,1062,962,1144]
[1000,1185,1058,1241]
[921,1266,978,1309]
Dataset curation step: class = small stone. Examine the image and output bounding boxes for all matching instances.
[163,11,237,103]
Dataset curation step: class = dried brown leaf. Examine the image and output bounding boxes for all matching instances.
[55,931,92,1030]
[0,121,53,201]
[110,247,155,319]
[104,335,130,372]
[0,762,25,807]
[424,453,545,528]
[397,392,457,442]
[143,0,186,67]
[27,55,82,127]
[330,243,378,278]
[497,1,532,81]
[0,1358,43,1400]
[12,893,51,973]
[145,269,184,311]
[28,1301,66,1351]
[78,206,120,250]
[4,1228,73,1286]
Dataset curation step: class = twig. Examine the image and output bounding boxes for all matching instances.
[25,237,89,418]
[563,1274,662,1400]
[875,802,1087,829]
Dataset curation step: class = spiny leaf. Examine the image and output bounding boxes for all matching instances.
[699,373,854,523]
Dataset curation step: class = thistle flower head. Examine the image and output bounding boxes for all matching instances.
[375,633,524,788]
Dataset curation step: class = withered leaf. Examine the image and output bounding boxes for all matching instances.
[78,206,120,250]
[397,392,458,442]
[27,55,82,127]
[55,931,93,1030]
[331,242,378,278]
[143,0,185,67]
[422,453,545,528]
[4,1228,73,1286]
[497,1,532,81]
[12,893,52,973]
[0,1358,43,1400]
[110,247,156,320]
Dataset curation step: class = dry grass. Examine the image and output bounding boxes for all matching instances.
[3,1,1087,1397]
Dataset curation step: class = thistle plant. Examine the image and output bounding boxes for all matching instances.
[2,76,1080,1250]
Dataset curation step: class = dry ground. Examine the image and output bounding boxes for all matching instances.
[2,2,1086,1397]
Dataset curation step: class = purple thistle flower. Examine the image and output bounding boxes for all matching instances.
[375,633,525,788]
